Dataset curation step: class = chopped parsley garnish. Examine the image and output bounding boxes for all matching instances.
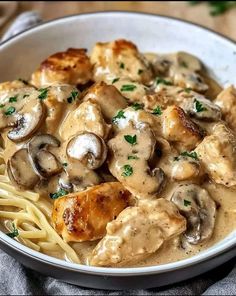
[112,77,120,84]
[131,102,144,110]
[175,151,198,161]
[50,188,68,199]
[194,99,207,113]
[4,106,15,116]
[120,62,125,69]
[8,96,17,103]
[23,94,29,98]
[6,223,19,238]
[190,1,236,16]
[0,104,5,108]
[138,69,143,75]
[184,87,192,93]
[152,106,162,115]
[128,155,139,160]
[38,88,49,100]
[180,61,188,68]
[124,134,137,146]
[120,84,137,92]
[67,90,79,103]
[18,78,29,85]
[121,164,133,177]
[184,199,192,207]
[155,77,173,86]
[62,162,68,167]
[112,110,126,124]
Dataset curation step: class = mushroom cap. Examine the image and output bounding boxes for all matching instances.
[7,148,39,190]
[171,184,216,245]
[67,132,108,170]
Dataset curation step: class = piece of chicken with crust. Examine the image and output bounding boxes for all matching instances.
[82,81,127,121]
[52,182,133,242]
[195,122,236,187]
[31,48,93,87]
[90,39,153,84]
[215,85,236,132]
[90,198,186,266]
[161,105,203,151]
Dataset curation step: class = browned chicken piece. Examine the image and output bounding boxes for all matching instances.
[82,81,127,121]
[90,198,186,266]
[161,105,203,151]
[90,39,153,84]
[195,123,236,187]
[215,86,236,132]
[31,48,93,87]
[52,182,133,242]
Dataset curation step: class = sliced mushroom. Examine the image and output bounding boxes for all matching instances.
[28,134,62,178]
[7,149,39,190]
[67,132,107,170]
[171,184,216,245]
[8,101,45,142]
[181,94,221,121]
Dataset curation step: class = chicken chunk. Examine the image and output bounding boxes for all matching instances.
[82,82,127,121]
[90,39,153,84]
[161,105,203,151]
[60,99,111,141]
[52,182,132,242]
[195,123,236,187]
[215,86,236,131]
[108,122,165,199]
[31,48,93,87]
[90,198,186,266]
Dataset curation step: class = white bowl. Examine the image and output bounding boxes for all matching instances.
[0,12,236,290]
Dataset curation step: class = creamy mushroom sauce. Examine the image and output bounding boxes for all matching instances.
[1,39,236,267]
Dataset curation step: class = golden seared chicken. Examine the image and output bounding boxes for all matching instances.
[82,81,128,121]
[195,123,236,187]
[52,182,133,242]
[31,48,93,87]
[90,198,186,266]
[161,105,203,151]
[90,39,153,84]
[215,86,236,131]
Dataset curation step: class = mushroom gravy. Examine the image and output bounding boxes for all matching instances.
[1,39,236,267]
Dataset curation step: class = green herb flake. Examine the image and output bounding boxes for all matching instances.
[62,162,68,167]
[131,102,144,111]
[112,110,126,124]
[138,69,143,75]
[194,99,207,113]
[120,84,137,92]
[124,134,137,146]
[8,96,17,103]
[112,78,120,84]
[184,87,192,93]
[23,94,30,98]
[4,106,16,116]
[180,61,188,68]
[6,223,19,238]
[155,77,173,86]
[184,199,192,207]
[152,106,162,116]
[181,151,198,160]
[50,188,68,199]
[38,88,49,100]
[67,90,79,103]
[128,155,139,160]
[0,104,5,108]
[121,164,133,177]
[119,62,125,69]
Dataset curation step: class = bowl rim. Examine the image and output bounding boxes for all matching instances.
[0,11,236,276]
